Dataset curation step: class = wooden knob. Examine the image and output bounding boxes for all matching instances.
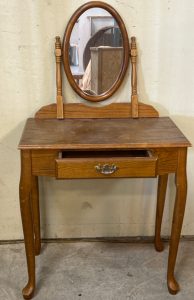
[55,36,60,43]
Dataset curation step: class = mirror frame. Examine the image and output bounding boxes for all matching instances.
[62,1,130,102]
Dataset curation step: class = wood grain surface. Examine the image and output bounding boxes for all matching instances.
[31,148,179,177]
[31,175,41,256]
[131,37,138,118]
[167,147,188,295]
[55,37,63,119]
[35,103,159,119]
[55,152,158,179]
[19,150,35,299]
[90,47,123,95]
[19,117,191,150]
[31,149,59,177]
[154,174,168,252]
[151,148,178,175]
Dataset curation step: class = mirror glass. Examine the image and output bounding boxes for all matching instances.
[69,8,123,96]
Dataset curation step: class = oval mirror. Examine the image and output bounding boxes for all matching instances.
[62,1,129,102]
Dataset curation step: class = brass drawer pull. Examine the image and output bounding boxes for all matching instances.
[95,164,119,174]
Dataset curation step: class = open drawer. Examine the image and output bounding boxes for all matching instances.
[55,150,158,179]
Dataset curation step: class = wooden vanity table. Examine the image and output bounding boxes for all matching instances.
[18,2,192,299]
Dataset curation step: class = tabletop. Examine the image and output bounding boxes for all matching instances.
[18,117,192,150]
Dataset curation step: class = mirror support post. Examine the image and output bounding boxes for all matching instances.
[55,36,64,119]
[131,37,138,118]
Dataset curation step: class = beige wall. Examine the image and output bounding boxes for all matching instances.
[0,0,194,240]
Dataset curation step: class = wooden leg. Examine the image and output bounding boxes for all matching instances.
[154,174,168,252]
[19,150,35,300]
[167,148,187,295]
[31,175,41,256]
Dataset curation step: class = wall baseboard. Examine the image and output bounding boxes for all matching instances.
[1,235,194,245]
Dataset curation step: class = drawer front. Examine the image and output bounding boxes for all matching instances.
[55,154,158,179]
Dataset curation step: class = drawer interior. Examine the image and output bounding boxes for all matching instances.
[60,150,152,159]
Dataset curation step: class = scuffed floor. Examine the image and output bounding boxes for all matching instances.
[0,241,194,299]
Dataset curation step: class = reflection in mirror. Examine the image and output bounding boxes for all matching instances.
[69,8,123,96]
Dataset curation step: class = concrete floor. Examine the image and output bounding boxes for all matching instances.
[0,241,194,300]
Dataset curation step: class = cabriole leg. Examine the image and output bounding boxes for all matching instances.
[154,174,168,252]
[31,175,41,256]
[167,148,187,295]
[19,150,35,300]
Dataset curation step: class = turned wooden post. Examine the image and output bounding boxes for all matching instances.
[55,36,63,119]
[131,37,138,118]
